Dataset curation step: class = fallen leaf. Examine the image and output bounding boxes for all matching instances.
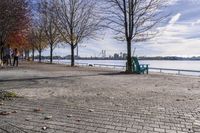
[0,111,10,116]
[115,104,122,107]
[25,118,31,121]
[42,126,47,130]
[76,119,81,122]
[33,108,42,112]
[12,111,17,113]
[67,114,72,118]
[88,109,94,112]
[44,115,52,120]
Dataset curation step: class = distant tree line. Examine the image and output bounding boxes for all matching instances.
[34,55,200,61]
[139,56,200,61]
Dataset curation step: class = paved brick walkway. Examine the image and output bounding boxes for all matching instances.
[0,63,200,133]
[1,97,200,133]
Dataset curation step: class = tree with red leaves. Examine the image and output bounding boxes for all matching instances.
[0,0,30,60]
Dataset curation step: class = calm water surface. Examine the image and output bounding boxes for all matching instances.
[54,59,199,70]
[52,59,200,76]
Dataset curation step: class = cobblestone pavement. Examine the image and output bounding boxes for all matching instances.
[0,63,200,133]
[1,97,200,133]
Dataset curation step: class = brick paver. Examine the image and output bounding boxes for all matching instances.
[0,63,200,133]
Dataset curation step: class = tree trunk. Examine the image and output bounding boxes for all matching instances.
[0,46,3,60]
[0,41,4,60]
[50,43,53,64]
[32,48,35,61]
[126,39,132,72]
[25,50,29,60]
[71,45,75,67]
[39,50,42,63]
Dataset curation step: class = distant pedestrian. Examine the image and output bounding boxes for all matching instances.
[0,59,3,67]
[4,45,12,66]
[13,48,20,67]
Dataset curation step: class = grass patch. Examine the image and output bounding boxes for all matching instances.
[4,92,17,98]
[0,91,18,100]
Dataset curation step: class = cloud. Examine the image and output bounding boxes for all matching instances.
[41,0,200,57]
[192,19,200,26]
[167,0,179,5]
[145,18,200,57]
[169,13,181,24]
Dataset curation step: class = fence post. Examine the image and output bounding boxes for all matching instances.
[178,70,181,75]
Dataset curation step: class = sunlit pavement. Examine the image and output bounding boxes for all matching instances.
[0,62,200,133]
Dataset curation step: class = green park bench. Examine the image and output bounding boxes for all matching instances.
[127,57,149,74]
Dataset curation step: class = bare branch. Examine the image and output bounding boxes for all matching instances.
[103,0,168,72]
[53,0,104,66]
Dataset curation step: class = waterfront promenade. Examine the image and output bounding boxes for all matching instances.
[0,62,200,133]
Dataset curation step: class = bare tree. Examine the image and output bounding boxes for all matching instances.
[40,0,60,64]
[28,26,46,62]
[30,20,48,63]
[104,0,167,72]
[54,0,103,66]
[29,1,49,63]
[27,29,37,61]
[32,25,48,63]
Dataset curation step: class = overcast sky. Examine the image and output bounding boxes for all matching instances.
[42,0,200,57]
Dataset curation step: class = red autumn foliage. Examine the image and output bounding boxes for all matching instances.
[7,31,30,50]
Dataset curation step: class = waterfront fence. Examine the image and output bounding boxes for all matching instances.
[92,63,200,76]
[41,60,200,76]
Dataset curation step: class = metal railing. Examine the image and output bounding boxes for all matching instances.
[40,60,200,76]
[76,62,89,66]
[91,63,200,76]
[149,67,200,75]
[93,64,126,69]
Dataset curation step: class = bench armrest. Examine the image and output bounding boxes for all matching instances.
[140,64,149,67]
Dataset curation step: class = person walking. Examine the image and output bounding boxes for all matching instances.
[4,45,12,66]
[13,48,19,67]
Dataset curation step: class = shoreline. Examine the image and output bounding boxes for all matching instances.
[1,61,200,78]
[38,60,200,77]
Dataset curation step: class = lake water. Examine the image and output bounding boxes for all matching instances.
[51,59,200,76]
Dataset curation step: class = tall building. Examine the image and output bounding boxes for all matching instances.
[101,50,106,58]
[120,52,123,58]
[114,53,119,59]
[123,53,127,59]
